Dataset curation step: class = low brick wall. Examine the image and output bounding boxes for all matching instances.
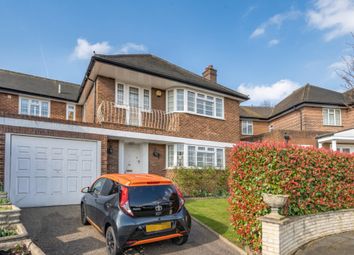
[260,209,354,255]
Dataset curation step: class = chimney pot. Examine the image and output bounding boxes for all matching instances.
[203,65,217,82]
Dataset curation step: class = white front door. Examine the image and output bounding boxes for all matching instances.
[123,143,149,174]
[8,135,100,207]
[124,144,142,173]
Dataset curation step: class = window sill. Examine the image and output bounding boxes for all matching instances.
[169,111,225,121]
[322,125,343,127]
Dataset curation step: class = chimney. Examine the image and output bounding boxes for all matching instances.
[203,65,217,82]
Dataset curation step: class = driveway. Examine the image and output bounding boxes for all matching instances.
[21,205,240,255]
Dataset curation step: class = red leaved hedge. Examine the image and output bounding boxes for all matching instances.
[228,142,354,251]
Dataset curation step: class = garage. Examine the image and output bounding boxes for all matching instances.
[6,135,101,207]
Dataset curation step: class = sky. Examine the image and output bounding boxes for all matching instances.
[0,0,353,106]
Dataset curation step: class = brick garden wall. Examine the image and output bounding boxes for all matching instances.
[261,209,354,255]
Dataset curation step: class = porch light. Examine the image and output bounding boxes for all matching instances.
[156,90,162,97]
[108,146,113,155]
[284,133,290,144]
[153,147,160,158]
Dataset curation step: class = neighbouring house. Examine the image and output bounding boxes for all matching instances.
[240,84,354,151]
[0,54,248,207]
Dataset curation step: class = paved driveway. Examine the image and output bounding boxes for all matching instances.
[21,205,240,255]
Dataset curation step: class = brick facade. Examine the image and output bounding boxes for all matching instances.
[241,120,269,139]
[107,140,119,173]
[0,93,18,115]
[148,144,166,176]
[93,75,241,143]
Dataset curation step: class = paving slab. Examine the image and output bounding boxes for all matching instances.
[294,231,354,255]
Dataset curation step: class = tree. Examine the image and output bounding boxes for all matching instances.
[337,34,354,91]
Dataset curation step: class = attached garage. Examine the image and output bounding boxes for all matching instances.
[5,135,101,207]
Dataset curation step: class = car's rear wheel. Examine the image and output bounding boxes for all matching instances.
[106,226,122,255]
[81,204,89,225]
[172,234,189,245]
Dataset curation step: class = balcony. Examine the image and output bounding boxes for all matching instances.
[96,101,179,132]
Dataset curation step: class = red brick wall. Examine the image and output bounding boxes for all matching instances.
[151,88,165,111]
[0,93,18,115]
[107,140,119,173]
[0,124,108,183]
[270,110,302,131]
[148,143,166,176]
[50,101,66,120]
[241,129,329,147]
[83,86,95,122]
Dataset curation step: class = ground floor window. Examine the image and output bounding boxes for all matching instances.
[166,144,225,169]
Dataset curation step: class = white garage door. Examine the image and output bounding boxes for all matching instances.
[8,135,100,207]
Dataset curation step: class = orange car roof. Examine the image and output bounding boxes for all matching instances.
[101,174,173,187]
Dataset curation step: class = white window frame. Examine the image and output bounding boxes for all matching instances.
[66,104,76,121]
[166,144,225,169]
[19,96,50,118]
[241,120,253,135]
[166,88,224,119]
[322,108,341,126]
[115,82,151,111]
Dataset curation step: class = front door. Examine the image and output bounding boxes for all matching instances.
[124,144,142,173]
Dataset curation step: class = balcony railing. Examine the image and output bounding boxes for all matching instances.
[96,101,179,132]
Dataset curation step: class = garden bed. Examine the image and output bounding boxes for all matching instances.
[0,223,28,243]
[0,239,45,255]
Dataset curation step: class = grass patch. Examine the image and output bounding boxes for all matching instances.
[185,198,240,246]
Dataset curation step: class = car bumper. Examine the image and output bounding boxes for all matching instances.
[114,207,191,249]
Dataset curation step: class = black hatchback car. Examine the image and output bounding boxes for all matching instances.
[80,173,192,255]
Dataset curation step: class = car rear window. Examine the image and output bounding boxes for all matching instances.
[128,185,179,216]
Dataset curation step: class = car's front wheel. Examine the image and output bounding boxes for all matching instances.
[172,234,189,245]
[81,204,89,225]
[106,226,122,255]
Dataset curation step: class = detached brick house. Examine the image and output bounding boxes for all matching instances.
[0,54,248,207]
[240,84,354,151]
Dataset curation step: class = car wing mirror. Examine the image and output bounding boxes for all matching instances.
[81,187,90,193]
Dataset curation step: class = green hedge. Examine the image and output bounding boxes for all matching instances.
[229,142,354,251]
[168,168,229,197]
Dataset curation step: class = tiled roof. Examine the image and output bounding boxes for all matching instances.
[93,54,249,100]
[0,69,80,101]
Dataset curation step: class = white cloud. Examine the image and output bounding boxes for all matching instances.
[307,0,354,41]
[71,38,111,60]
[71,39,148,60]
[117,43,147,54]
[238,79,300,105]
[250,10,301,38]
[268,39,280,47]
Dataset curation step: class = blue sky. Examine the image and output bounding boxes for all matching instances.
[0,0,353,105]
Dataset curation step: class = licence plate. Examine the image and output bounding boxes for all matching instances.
[146,222,172,232]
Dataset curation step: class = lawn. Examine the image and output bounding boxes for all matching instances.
[185,198,239,245]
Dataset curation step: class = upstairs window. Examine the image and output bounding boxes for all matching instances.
[241,120,253,135]
[66,104,76,121]
[166,88,224,119]
[323,108,341,126]
[115,83,150,110]
[20,97,50,117]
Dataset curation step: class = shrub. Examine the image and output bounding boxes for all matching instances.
[0,227,16,237]
[168,168,229,197]
[228,142,354,251]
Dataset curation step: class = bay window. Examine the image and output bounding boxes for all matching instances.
[19,97,50,117]
[166,144,225,169]
[323,108,341,126]
[166,88,224,119]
